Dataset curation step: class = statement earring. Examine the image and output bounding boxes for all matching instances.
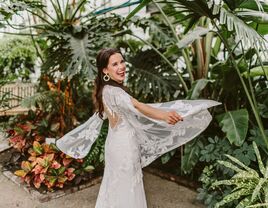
[103,73,110,81]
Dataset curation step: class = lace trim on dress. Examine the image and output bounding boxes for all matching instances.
[102,85,221,168]
[55,112,104,159]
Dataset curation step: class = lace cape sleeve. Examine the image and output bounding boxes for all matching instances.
[103,85,221,168]
[54,112,105,159]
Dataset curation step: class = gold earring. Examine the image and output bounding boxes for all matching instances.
[103,73,110,81]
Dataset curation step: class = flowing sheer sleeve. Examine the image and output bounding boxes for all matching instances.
[51,112,105,159]
[103,85,221,168]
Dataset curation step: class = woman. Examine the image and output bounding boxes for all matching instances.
[55,48,221,208]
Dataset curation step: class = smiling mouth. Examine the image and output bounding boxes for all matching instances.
[117,72,125,77]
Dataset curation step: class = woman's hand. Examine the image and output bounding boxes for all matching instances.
[163,111,183,125]
[131,97,183,124]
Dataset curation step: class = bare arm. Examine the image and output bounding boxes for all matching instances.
[131,98,183,125]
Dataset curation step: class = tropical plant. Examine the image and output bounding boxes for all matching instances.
[182,136,256,174]
[5,105,105,191]
[211,141,268,208]
[14,141,79,189]
[4,75,107,190]
[119,44,182,102]
[197,165,232,208]
[217,109,249,146]
[127,0,268,149]
[0,0,131,81]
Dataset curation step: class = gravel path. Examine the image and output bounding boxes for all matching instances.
[0,170,203,208]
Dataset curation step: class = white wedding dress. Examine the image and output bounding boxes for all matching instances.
[53,84,221,208]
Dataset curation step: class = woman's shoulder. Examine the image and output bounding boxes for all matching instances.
[103,85,127,96]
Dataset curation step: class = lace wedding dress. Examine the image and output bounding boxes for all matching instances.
[53,84,221,208]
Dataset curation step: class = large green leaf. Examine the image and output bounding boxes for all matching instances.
[186,78,214,99]
[177,27,211,49]
[126,0,151,20]
[41,14,126,80]
[62,33,96,80]
[181,138,203,174]
[127,49,180,102]
[217,109,249,146]
[161,149,176,164]
[242,66,268,78]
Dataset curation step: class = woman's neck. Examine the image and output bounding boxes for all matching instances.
[104,79,123,86]
[104,79,128,92]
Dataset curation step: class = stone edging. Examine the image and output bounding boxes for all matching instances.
[2,170,102,203]
[0,140,11,153]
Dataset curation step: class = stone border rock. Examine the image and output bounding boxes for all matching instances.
[2,170,102,203]
[0,140,11,153]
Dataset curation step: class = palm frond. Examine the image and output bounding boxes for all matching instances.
[219,7,267,53]
[207,0,223,15]
[126,0,152,20]
[252,0,264,12]
[236,9,268,22]
[208,0,264,13]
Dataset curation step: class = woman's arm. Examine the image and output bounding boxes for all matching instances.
[131,98,183,125]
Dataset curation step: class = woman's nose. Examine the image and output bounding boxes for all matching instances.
[119,63,125,70]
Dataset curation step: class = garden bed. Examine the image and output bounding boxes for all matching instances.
[1,146,201,203]
[0,148,103,202]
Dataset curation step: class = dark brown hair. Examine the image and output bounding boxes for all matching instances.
[93,48,127,119]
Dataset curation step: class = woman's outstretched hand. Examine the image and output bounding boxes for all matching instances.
[163,111,183,125]
[131,97,183,125]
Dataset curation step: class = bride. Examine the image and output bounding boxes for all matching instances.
[53,48,221,208]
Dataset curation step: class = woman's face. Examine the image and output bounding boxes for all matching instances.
[103,53,126,83]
